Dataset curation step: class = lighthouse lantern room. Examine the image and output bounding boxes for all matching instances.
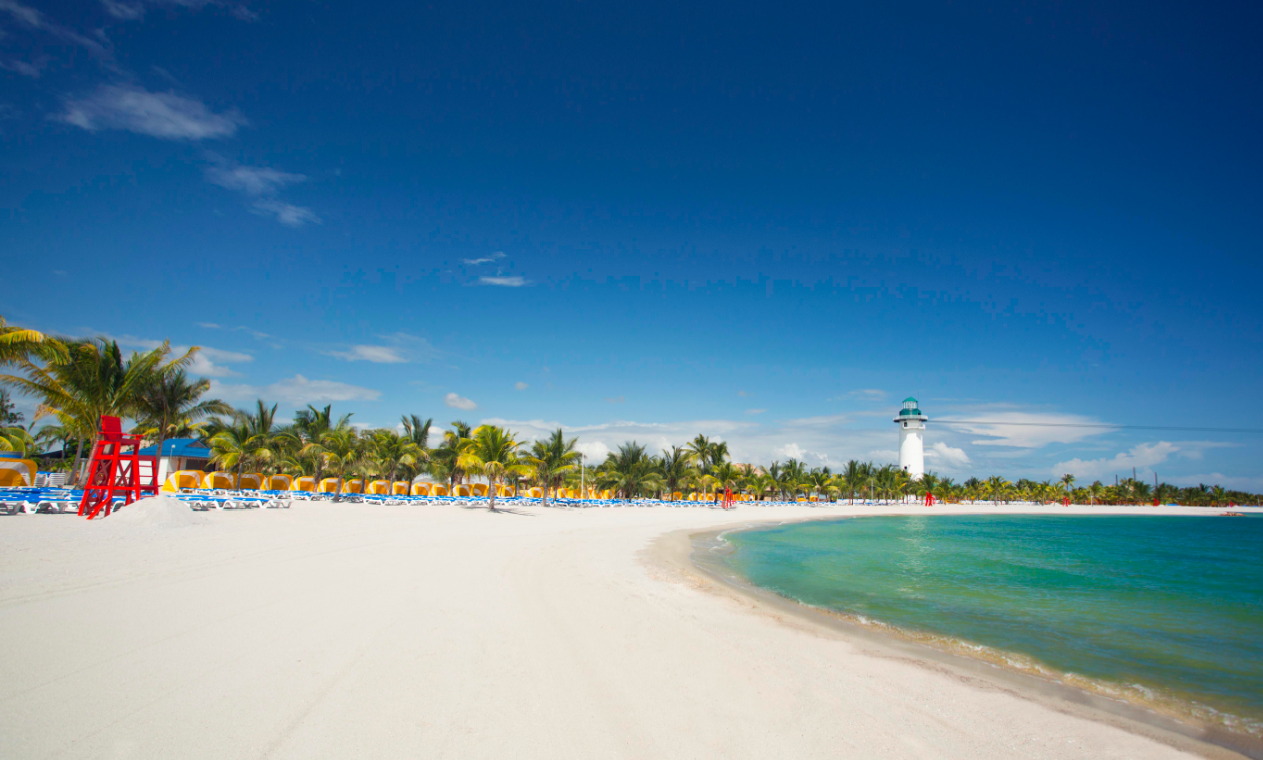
[894,397,928,479]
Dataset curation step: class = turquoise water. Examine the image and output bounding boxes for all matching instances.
[719,515,1263,738]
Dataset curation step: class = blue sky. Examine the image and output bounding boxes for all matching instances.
[3,1,1261,487]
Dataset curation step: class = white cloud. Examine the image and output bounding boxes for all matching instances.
[197,322,221,329]
[58,85,244,140]
[106,334,252,378]
[514,382,529,390]
[251,200,320,227]
[205,164,305,196]
[463,252,505,265]
[849,389,886,400]
[737,390,751,397]
[478,276,528,287]
[1053,442,1179,480]
[100,0,255,22]
[605,395,625,404]
[0,58,43,77]
[575,440,611,463]
[324,333,437,364]
[745,408,767,415]
[869,449,900,464]
[1,0,110,56]
[926,441,971,467]
[444,393,477,411]
[326,345,406,364]
[213,375,380,405]
[1164,473,1263,492]
[936,409,1108,449]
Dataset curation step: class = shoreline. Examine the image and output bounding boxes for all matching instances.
[648,509,1259,760]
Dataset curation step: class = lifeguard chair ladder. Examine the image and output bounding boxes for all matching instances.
[77,415,158,519]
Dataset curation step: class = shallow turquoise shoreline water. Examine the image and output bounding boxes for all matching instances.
[719,514,1263,739]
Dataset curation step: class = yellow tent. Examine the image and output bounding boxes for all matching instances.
[369,480,391,495]
[291,476,317,493]
[0,458,38,488]
[412,482,432,496]
[237,472,264,490]
[432,484,450,496]
[161,470,204,493]
[392,481,410,495]
[453,484,472,497]
[601,489,614,499]
[265,474,293,491]
[671,491,683,501]
[471,483,489,497]
[497,485,513,497]
[202,471,236,489]
[529,487,544,498]
[344,479,364,494]
[318,478,341,493]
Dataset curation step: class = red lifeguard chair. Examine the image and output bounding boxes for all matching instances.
[77,415,159,520]
[924,492,935,507]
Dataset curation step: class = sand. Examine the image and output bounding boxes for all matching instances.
[0,501,1252,760]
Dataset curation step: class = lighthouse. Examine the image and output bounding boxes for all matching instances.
[894,397,928,479]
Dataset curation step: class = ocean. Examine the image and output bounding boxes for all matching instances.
[716,514,1263,744]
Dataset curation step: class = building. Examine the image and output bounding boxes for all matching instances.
[893,397,927,479]
[137,438,212,482]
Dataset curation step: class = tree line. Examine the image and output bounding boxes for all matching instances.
[2,319,1258,507]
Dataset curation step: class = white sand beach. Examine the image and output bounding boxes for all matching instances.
[0,501,1250,759]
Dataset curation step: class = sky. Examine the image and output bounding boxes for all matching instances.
[3,1,1261,487]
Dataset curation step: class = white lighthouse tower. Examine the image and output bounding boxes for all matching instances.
[894,397,928,480]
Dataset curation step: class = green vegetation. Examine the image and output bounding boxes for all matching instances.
[0,317,1258,506]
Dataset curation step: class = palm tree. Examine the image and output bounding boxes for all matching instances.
[0,424,35,455]
[599,442,663,499]
[2,338,194,484]
[303,427,363,498]
[0,316,66,367]
[842,460,864,504]
[457,425,530,511]
[401,415,433,450]
[132,369,231,476]
[658,446,693,499]
[431,420,475,490]
[525,428,581,507]
[372,429,425,483]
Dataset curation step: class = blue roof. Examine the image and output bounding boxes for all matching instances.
[139,438,211,458]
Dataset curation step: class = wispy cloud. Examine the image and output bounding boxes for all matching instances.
[935,407,1108,449]
[737,390,751,397]
[848,389,886,400]
[58,84,244,140]
[205,163,305,196]
[514,381,529,390]
[463,252,505,265]
[100,0,256,22]
[926,441,970,466]
[478,276,528,287]
[444,392,477,410]
[107,333,253,378]
[214,374,380,404]
[324,333,437,364]
[326,345,406,364]
[204,155,320,227]
[745,408,767,415]
[1,0,111,57]
[605,395,625,404]
[251,200,320,227]
[0,57,43,77]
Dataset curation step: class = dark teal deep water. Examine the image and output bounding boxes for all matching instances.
[720,515,1263,737]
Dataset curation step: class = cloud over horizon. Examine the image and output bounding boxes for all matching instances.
[58,84,245,140]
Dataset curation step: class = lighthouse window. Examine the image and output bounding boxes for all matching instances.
[903,422,907,428]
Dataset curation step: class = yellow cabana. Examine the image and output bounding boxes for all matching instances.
[0,458,39,488]
[412,482,432,496]
[432,484,449,496]
[237,472,264,490]
[318,477,341,493]
[601,490,613,499]
[528,487,544,498]
[471,483,489,497]
[202,471,236,489]
[671,491,683,501]
[161,470,204,493]
[291,476,317,493]
[344,479,364,494]
[497,485,513,497]
[265,474,293,491]
[453,484,472,497]
[369,480,391,495]
[392,481,410,495]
